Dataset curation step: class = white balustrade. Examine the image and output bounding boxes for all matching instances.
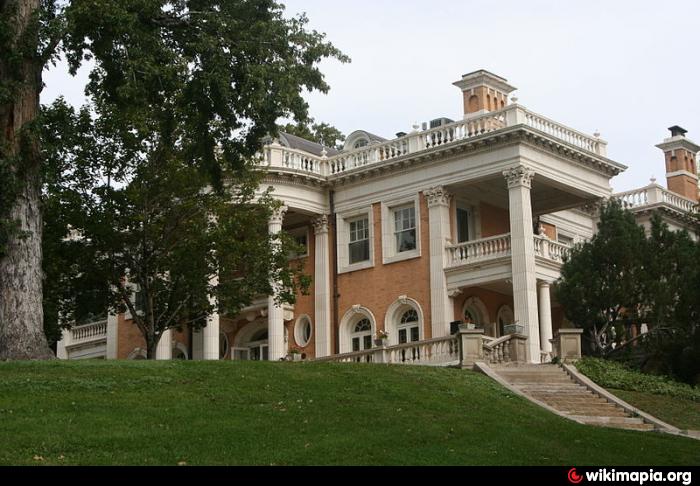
[447,234,512,267]
[259,105,610,179]
[314,336,459,366]
[533,235,571,263]
[483,335,513,364]
[69,319,108,344]
[615,185,698,214]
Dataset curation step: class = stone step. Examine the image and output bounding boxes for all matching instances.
[537,397,610,405]
[568,415,645,425]
[558,408,630,417]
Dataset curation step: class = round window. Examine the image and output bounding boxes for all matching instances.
[294,316,313,347]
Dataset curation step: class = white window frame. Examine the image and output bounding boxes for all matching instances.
[382,194,421,264]
[294,314,313,347]
[337,206,374,274]
[123,282,145,321]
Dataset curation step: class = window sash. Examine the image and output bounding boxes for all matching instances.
[456,207,470,243]
[394,206,416,253]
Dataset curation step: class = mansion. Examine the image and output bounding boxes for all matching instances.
[57,70,700,364]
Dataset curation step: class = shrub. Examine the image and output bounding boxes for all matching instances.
[575,357,700,402]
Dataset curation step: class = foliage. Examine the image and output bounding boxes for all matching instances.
[575,357,700,402]
[556,200,648,355]
[0,360,697,465]
[280,117,345,149]
[41,98,311,357]
[606,389,700,431]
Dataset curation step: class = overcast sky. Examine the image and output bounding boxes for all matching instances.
[42,0,700,193]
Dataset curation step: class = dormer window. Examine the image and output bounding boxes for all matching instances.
[353,139,369,149]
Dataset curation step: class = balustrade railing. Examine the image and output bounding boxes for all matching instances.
[533,235,570,262]
[483,335,513,365]
[314,335,459,366]
[447,234,511,267]
[69,319,108,344]
[260,104,608,179]
[615,184,698,214]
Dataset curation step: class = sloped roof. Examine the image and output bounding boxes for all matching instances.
[278,132,340,157]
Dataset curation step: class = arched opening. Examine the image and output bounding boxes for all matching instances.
[468,95,479,113]
[294,315,313,347]
[496,305,514,337]
[384,297,425,346]
[233,321,269,361]
[339,306,376,354]
[462,296,494,336]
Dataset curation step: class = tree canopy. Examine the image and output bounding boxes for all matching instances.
[1,0,347,359]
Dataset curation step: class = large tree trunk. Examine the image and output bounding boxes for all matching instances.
[0,0,54,359]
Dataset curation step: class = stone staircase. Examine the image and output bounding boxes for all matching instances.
[490,364,654,431]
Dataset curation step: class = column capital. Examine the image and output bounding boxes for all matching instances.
[312,214,330,235]
[537,279,552,288]
[269,204,288,225]
[424,186,452,208]
[503,165,535,189]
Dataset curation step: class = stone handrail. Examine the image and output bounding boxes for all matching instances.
[483,335,513,364]
[447,233,512,267]
[68,319,108,345]
[314,335,459,366]
[521,110,606,155]
[615,184,698,214]
[533,235,571,262]
[260,104,608,179]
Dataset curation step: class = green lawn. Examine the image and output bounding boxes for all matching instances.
[609,389,700,431]
[0,361,697,465]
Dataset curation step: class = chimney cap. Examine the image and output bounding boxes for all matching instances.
[668,125,687,137]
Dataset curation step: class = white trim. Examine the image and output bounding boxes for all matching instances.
[294,314,313,347]
[495,304,514,338]
[452,198,480,242]
[339,305,377,353]
[665,170,698,180]
[173,341,189,360]
[337,206,375,274]
[462,296,491,328]
[381,194,421,264]
[127,347,147,360]
[384,297,425,346]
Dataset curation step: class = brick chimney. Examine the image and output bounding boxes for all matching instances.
[453,70,516,118]
[656,126,700,202]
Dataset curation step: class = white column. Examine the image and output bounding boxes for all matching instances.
[424,187,453,338]
[538,280,553,357]
[202,267,220,360]
[155,328,172,360]
[106,312,118,359]
[56,329,69,359]
[504,166,541,363]
[268,205,288,361]
[202,314,220,360]
[313,215,332,357]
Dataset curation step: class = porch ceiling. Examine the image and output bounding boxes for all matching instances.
[449,174,598,216]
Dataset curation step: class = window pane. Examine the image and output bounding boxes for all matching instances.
[396,228,416,252]
[457,208,470,243]
[349,239,370,264]
[352,337,360,352]
[363,335,372,350]
[410,326,419,342]
[399,328,407,344]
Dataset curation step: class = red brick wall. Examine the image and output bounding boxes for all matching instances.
[480,202,510,237]
[336,194,432,343]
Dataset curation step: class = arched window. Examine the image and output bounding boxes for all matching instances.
[353,139,369,149]
[398,309,419,344]
[352,318,373,352]
[462,296,493,336]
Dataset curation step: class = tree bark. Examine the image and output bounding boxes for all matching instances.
[0,0,54,359]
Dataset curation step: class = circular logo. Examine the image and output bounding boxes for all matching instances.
[568,468,584,484]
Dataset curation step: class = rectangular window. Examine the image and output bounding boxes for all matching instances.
[394,206,416,253]
[349,217,370,264]
[287,228,308,258]
[456,207,470,243]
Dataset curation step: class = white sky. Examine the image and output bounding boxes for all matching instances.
[42,0,700,193]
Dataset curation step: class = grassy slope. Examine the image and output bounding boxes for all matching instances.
[0,361,697,466]
[608,389,700,431]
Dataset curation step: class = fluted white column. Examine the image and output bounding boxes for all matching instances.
[504,166,540,363]
[56,330,68,359]
[425,187,453,338]
[202,270,220,360]
[538,280,553,357]
[268,205,288,361]
[313,215,332,357]
[155,328,172,360]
